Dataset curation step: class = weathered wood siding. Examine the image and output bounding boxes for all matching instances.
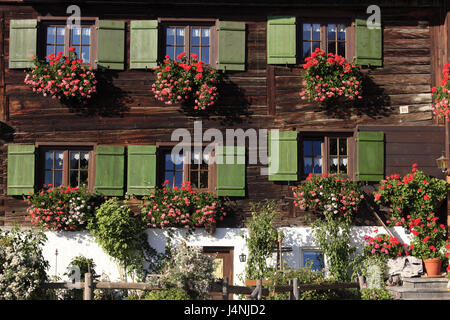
[0,2,448,227]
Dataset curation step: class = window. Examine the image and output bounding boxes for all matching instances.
[163,23,214,64]
[40,20,96,64]
[301,23,348,61]
[39,146,93,189]
[301,135,352,177]
[301,248,325,271]
[160,147,215,190]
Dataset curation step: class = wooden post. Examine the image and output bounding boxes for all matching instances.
[292,278,299,300]
[222,277,229,300]
[83,272,94,300]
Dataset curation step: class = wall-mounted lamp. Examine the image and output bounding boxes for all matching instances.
[239,253,247,263]
[435,152,449,174]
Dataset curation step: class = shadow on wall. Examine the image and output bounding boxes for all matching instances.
[180,73,253,126]
[0,122,15,143]
[61,69,132,117]
[321,73,393,120]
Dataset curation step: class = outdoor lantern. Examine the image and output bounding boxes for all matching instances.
[435,152,449,173]
[239,253,247,263]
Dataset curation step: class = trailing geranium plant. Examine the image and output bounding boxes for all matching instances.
[363,233,409,260]
[292,173,364,220]
[24,47,97,104]
[25,185,97,231]
[151,52,219,111]
[140,181,227,231]
[432,63,450,120]
[300,48,363,104]
[373,164,448,228]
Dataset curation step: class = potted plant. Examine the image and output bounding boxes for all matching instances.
[24,47,97,105]
[300,48,363,105]
[408,213,447,277]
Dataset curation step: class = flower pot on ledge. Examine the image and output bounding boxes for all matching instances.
[423,258,443,277]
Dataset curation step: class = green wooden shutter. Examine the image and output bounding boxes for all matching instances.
[216,146,245,197]
[127,145,157,195]
[355,18,383,67]
[97,20,125,70]
[130,20,158,69]
[95,145,125,196]
[9,19,37,69]
[217,21,246,71]
[267,16,296,65]
[356,132,384,182]
[268,130,298,181]
[7,144,35,195]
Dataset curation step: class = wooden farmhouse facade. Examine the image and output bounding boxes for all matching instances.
[0,0,450,282]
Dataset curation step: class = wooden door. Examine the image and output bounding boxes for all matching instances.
[203,246,234,300]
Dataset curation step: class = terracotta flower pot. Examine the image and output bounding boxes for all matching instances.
[423,258,443,276]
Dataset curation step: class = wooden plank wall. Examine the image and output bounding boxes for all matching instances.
[0,3,447,227]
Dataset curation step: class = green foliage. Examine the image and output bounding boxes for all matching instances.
[0,226,49,300]
[26,185,98,231]
[147,242,215,300]
[144,288,191,300]
[374,165,448,228]
[408,213,447,260]
[87,198,157,280]
[360,288,395,300]
[62,256,97,300]
[243,201,281,280]
[362,233,409,260]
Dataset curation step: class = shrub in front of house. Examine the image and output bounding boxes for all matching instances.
[26,185,97,231]
[300,48,363,104]
[151,52,219,111]
[140,181,227,231]
[24,47,97,104]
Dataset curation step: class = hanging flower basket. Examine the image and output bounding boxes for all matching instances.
[24,47,97,105]
[151,52,219,112]
[300,48,363,105]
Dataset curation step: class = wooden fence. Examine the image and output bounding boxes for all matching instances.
[42,273,362,300]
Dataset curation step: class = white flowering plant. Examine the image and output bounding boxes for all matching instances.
[26,185,97,231]
[147,242,216,300]
[0,227,49,300]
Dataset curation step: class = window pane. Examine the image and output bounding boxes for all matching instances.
[303,251,324,271]
[174,171,183,188]
[44,170,53,186]
[166,46,175,60]
[201,46,210,64]
[176,28,185,45]
[192,46,200,60]
[54,170,63,187]
[302,42,311,60]
[165,153,174,169]
[330,157,338,174]
[74,46,81,59]
[312,24,321,41]
[328,42,336,55]
[81,27,91,44]
[304,157,313,174]
[166,28,175,45]
[45,152,54,169]
[338,42,346,57]
[328,24,336,41]
[175,46,185,60]
[56,45,65,56]
[72,27,81,45]
[47,27,56,44]
[46,46,55,60]
[55,152,64,170]
[191,170,198,188]
[81,46,90,63]
[70,152,79,170]
[312,41,320,53]
[56,27,65,44]
[174,153,183,170]
[313,141,322,156]
[339,138,347,155]
[329,138,337,155]
[339,157,348,173]
[303,141,313,156]
[314,158,322,173]
[80,171,88,186]
[192,28,200,45]
[202,28,210,45]
[337,24,346,41]
[165,172,174,186]
[200,171,208,188]
[70,170,78,187]
[80,152,89,169]
[192,151,201,165]
[302,24,311,41]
